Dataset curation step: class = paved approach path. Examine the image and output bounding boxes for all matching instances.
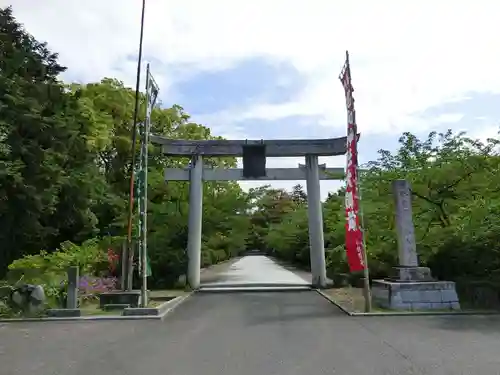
[201,255,309,287]
[1,256,500,374]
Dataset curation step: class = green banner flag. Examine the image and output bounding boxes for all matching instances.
[137,63,159,279]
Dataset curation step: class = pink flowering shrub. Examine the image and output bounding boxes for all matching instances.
[78,276,118,303]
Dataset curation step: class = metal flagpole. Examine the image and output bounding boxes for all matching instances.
[137,109,146,305]
[139,64,159,307]
[356,164,372,312]
[348,51,372,312]
[341,51,372,312]
[125,0,147,291]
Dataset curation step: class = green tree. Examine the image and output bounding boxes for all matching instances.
[0,6,252,288]
[70,78,251,288]
[250,129,500,288]
[0,7,104,275]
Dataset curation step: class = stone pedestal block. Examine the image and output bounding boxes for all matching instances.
[389,266,433,282]
[99,291,141,308]
[372,280,460,310]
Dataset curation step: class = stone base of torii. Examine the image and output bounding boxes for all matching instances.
[151,136,350,289]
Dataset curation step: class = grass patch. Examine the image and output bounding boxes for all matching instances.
[322,286,377,313]
[80,302,118,316]
[323,287,498,314]
[324,287,448,313]
[63,291,182,317]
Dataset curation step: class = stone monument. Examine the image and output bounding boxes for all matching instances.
[47,267,82,317]
[66,266,79,309]
[372,179,460,310]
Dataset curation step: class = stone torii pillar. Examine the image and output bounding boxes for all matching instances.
[187,154,203,289]
[303,155,327,288]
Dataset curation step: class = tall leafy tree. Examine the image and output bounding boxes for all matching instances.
[0,7,101,275]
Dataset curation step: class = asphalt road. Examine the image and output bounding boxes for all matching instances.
[1,290,500,375]
[1,256,500,374]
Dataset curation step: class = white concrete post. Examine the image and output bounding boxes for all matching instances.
[187,154,203,289]
[305,154,327,288]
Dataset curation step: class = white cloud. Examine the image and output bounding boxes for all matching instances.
[5,0,500,197]
[465,121,499,144]
[434,113,464,124]
[7,0,500,135]
[237,156,345,200]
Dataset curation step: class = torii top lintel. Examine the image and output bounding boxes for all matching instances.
[150,135,360,157]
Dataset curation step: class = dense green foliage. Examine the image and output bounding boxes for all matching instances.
[2,6,499,300]
[0,7,249,290]
[252,131,500,287]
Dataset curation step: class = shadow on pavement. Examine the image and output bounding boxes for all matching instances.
[238,291,346,326]
[431,314,500,333]
[198,282,311,289]
[170,290,346,327]
[244,308,343,326]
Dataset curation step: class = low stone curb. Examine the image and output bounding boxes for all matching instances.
[198,285,312,293]
[315,290,353,315]
[0,292,193,323]
[315,289,500,317]
[123,293,191,317]
[47,308,81,318]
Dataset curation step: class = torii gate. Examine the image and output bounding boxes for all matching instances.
[151,136,350,289]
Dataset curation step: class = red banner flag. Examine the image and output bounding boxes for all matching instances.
[339,52,366,272]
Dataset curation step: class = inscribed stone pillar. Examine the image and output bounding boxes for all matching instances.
[391,179,432,281]
[392,179,419,267]
[67,266,79,309]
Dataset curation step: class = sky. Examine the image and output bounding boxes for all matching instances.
[4,0,500,199]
